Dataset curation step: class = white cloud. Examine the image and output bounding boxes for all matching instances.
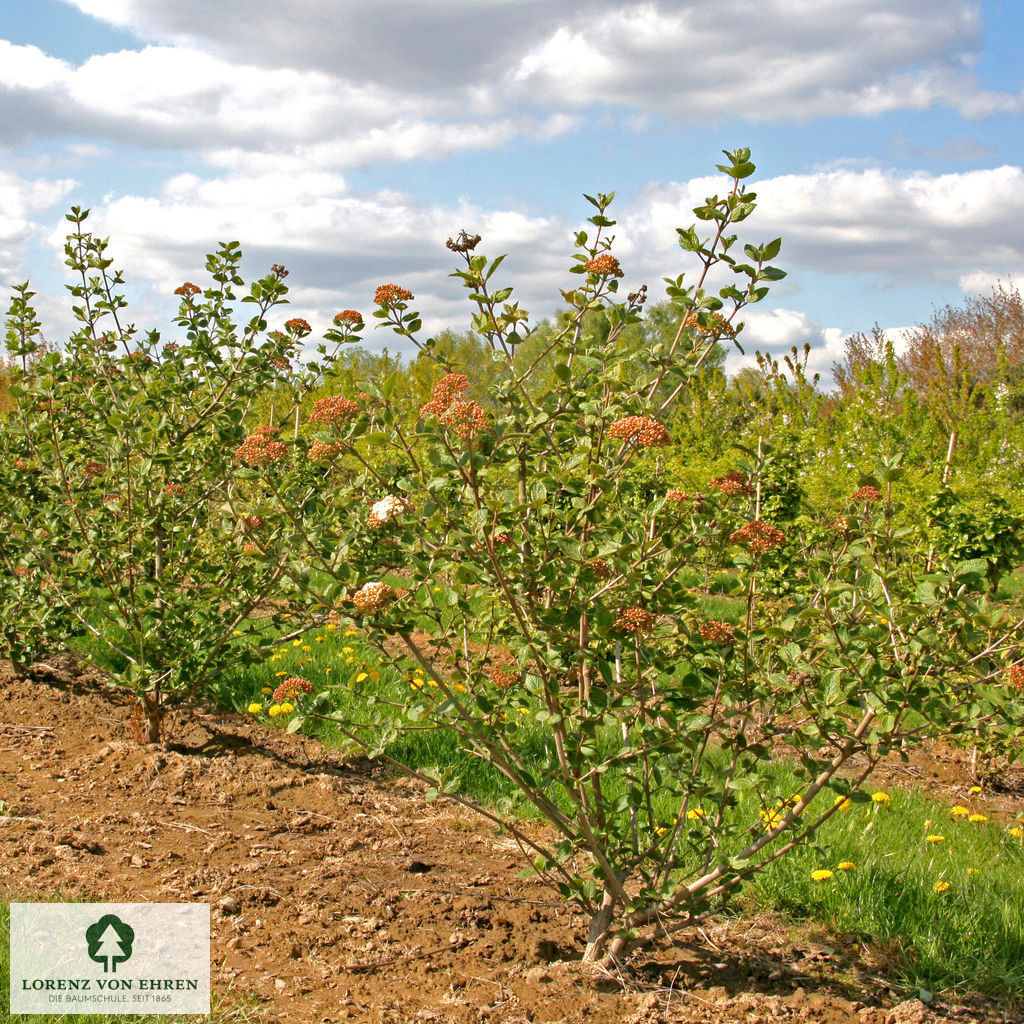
[958,270,1024,295]
[0,170,76,281]
[14,0,1017,165]
[50,167,567,351]
[621,165,1024,284]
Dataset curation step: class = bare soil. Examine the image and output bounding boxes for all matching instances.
[0,658,1018,1024]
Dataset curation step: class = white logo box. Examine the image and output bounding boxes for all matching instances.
[9,903,210,1015]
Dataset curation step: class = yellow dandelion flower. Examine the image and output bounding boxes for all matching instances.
[967,868,979,875]
[453,683,467,692]
[301,644,312,652]
[837,861,855,871]
[325,668,332,674]
[275,670,288,677]
[232,629,243,636]
[950,805,970,817]
[811,869,834,882]
[346,657,355,664]
[834,796,852,812]
[970,785,982,794]
[261,687,273,694]
[1010,827,1023,838]
[326,623,338,632]
[686,808,707,820]
[315,636,326,643]
[355,672,368,683]
[370,669,380,680]
[516,706,527,713]
[410,680,424,691]
[759,808,783,830]
[292,639,302,647]
[344,629,358,637]
[268,704,282,717]
[968,813,988,823]
[926,834,946,843]
[342,646,353,654]
[871,791,890,805]
[933,880,951,893]
[247,702,262,714]
[280,702,294,714]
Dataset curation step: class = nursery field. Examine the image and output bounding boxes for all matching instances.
[1,656,1022,1024]
[5,151,1024,1022]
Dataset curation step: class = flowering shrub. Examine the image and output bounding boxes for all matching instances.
[0,210,352,738]
[3,153,1019,968]
[228,149,1020,965]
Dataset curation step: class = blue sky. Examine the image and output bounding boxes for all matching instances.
[1,0,1023,384]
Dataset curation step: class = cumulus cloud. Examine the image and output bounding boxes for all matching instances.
[59,167,570,349]
[0,169,76,280]
[57,0,1024,129]
[620,165,1024,285]
[0,0,1003,172]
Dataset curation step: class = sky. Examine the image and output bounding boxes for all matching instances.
[1,0,1023,386]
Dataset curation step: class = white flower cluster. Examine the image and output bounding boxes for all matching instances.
[368,495,409,529]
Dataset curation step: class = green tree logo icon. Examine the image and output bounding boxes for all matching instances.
[86,915,135,973]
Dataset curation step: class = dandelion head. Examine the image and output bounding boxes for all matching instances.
[933,880,951,893]
[810,869,834,882]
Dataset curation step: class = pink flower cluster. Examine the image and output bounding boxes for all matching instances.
[850,485,883,504]
[684,310,736,338]
[284,318,311,335]
[174,282,201,297]
[709,471,755,497]
[307,440,345,462]
[368,495,410,529]
[615,606,656,634]
[351,581,396,614]
[374,284,414,305]
[583,253,624,278]
[730,519,785,554]
[333,310,363,326]
[699,620,735,644]
[272,676,314,702]
[236,432,288,467]
[608,416,670,449]
[309,396,360,425]
[420,374,488,441]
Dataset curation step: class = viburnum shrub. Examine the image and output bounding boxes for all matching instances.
[238,150,1023,963]
[0,209,359,739]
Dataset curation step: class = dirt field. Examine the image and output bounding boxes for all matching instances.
[0,658,1017,1024]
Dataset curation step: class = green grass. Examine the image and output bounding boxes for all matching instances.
[0,902,260,1024]
[740,768,1024,997]
[181,612,1024,1000]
